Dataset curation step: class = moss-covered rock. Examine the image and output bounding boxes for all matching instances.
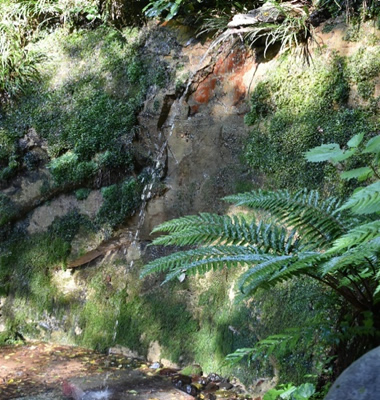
[244,46,380,194]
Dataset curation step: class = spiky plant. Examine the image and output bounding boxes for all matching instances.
[141,133,380,328]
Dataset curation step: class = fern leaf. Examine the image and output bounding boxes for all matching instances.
[224,347,256,366]
[151,213,301,254]
[267,252,323,283]
[329,221,380,252]
[238,254,297,294]
[224,189,351,249]
[338,181,380,215]
[320,237,380,276]
[140,245,269,281]
[224,331,299,366]
[150,214,220,233]
[238,252,321,297]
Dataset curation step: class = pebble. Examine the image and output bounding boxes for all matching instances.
[172,374,192,386]
[207,373,222,383]
[166,368,253,400]
[219,381,233,390]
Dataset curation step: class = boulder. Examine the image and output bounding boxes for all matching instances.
[324,346,380,400]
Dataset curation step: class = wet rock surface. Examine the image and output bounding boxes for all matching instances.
[0,343,255,400]
[324,346,380,400]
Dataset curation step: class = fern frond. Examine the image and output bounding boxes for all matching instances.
[224,330,299,366]
[151,213,222,233]
[151,213,301,254]
[224,347,257,366]
[320,237,380,276]
[238,252,320,296]
[238,254,297,294]
[338,181,380,215]
[224,189,351,249]
[267,252,324,284]
[329,221,380,253]
[140,245,269,281]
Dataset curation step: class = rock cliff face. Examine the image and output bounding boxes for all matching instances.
[138,41,256,238]
[1,17,380,390]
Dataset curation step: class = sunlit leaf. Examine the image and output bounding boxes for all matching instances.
[341,167,373,181]
[347,133,364,148]
[363,135,380,154]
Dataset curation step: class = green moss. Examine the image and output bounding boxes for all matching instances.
[78,281,123,351]
[343,26,361,42]
[49,211,95,243]
[97,178,142,228]
[347,47,380,101]
[69,262,256,382]
[244,50,379,193]
[75,188,92,200]
[0,211,95,307]
[251,277,340,385]
[187,270,258,381]
[0,194,19,226]
[0,25,168,187]
[180,364,203,375]
[49,152,98,186]
[114,276,199,361]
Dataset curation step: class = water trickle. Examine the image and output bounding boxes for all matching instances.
[106,41,215,358]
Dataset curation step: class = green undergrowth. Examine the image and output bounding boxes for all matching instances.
[0,194,19,226]
[0,25,167,186]
[97,178,143,228]
[0,224,338,387]
[0,211,97,331]
[251,278,341,385]
[66,260,259,382]
[244,47,380,194]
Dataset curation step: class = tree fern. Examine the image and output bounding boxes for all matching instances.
[141,134,380,323]
[329,221,380,252]
[238,252,321,296]
[141,245,269,280]
[151,213,301,253]
[338,181,380,215]
[321,237,380,276]
[224,332,297,366]
[224,189,352,249]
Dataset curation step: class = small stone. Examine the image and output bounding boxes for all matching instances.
[205,382,219,392]
[207,373,222,383]
[218,381,233,390]
[215,389,238,398]
[194,376,208,386]
[192,382,204,390]
[185,384,198,396]
[172,374,192,386]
